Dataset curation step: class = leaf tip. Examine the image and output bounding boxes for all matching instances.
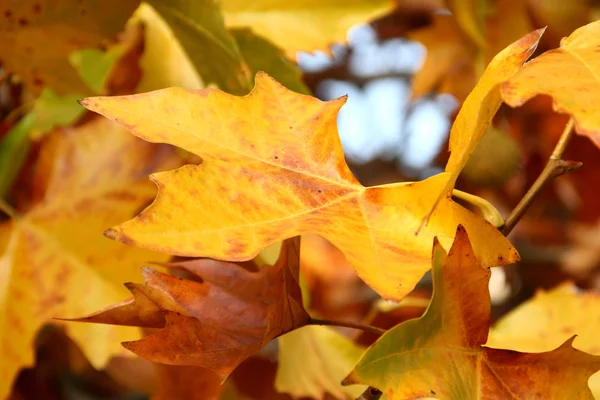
[104,228,118,240]
[341,372,357,386]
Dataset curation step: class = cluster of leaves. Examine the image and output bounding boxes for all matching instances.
[2,1,600,399]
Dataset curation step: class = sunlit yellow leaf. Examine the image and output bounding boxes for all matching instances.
[276,325,366,399]
[220,0,395,56]
[0,117,178,399]
[502,20,600,148]
[80,72,517,301]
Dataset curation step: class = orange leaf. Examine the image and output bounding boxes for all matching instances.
[487,282,600,397]
[73,237,309,380]
[502,20,600,148]
[80,72,518,301]
[152,364,223,400]
[0,117,178,399]
[344,226,600,399]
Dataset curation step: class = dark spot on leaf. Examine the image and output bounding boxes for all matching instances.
[4,9,12,18]
[274,156,278,160]
[289,126,292,129]
[431,390,436,395]
[498,255,504,261]
[33,77,44,87]
[32,3,41,14]
[317,190,322,193]
[80,9,86,15]
[18,17,28,26]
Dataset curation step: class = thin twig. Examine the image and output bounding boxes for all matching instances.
[0,197,16,219]
[308,318,386,335]
[501,118,581,236]
[356,387,382,400]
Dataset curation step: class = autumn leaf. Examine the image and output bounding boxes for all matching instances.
[219,0,395,57]
[145,0,252,95]
[0,117,177,400]
[502,20,600,148]
[128,3,203,92]
[407,14,474,101]
[487,283,600,398]
[73,237,309,379]
[152,364,223,400]
[423,28,543,225]
[276,325,366,399]
[231,28,310,95]
[344,226,600,399]
[406,0,534,102]
[80,71,517,301]
[0,0,138,94]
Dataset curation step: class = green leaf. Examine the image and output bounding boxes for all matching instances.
[0,114,35,197]
[231,28,310,95]
[69,46,125,94]
[147,0,252,95]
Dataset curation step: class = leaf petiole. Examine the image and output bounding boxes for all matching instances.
[501,118,581,235]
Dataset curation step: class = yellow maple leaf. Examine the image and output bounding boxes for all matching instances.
[276,325,366,399]
[0,117,178,399]
[80,72,517,301]
[502,20,600,148]
[422,27,544,226]
[219,0,395,57]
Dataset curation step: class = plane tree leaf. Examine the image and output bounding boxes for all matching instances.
[219,0,395,57]
[343,226,600,399]
[79,72,517,301]
[0,0,139,94]
[146,0,252,95]
[276,325,366,399]
[129,3,204,92]
[487,283,600,398]
[0,117,178,399]
[72,237,309,380]
[502,20,600,148]
[423,28,543,224]
[231,28,310,95]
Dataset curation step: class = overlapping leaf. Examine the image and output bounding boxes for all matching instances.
[73,237,309,379]
[80,72,517,301]
[344,226,600,399]
[502,20,600,148]
[276,325,366,399]
[144,0,252,95]
[0,117,178,399]
[487,283,600,398]
[423,28,543,223]
[0,0,138,94]
[219,0,395,57]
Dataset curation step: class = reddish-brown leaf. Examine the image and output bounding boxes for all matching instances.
[72,237,309,379]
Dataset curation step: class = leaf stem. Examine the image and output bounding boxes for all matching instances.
[308,318,386,335]
[0,197,16,219]
[501,118,580,236]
